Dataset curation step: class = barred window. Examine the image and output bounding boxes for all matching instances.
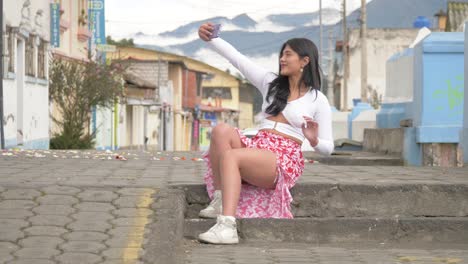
[37,40,46,79]
[6,27,15,73]
[25,36,35,77]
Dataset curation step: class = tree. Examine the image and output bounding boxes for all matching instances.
[48,56,125,149]
[106,36,135,47]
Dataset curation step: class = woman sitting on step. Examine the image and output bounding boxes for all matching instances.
[197,22,334,244]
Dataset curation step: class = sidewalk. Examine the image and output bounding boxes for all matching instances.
[0,149,467,264]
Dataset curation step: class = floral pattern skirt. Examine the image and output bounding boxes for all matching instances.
[203,129,304,219]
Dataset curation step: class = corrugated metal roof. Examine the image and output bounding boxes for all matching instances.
[447,1,468,31]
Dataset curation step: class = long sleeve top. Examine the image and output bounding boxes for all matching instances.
[207,38,334,156]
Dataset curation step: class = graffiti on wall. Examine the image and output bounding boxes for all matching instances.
[432,75,464,116]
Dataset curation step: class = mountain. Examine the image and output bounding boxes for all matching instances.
[159,13,256,38]
[129,0,468,74]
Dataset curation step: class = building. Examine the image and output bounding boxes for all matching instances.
[446,1,468,32]
[336,28,419,111]
[107,46,250,151]
[2,0,51,149]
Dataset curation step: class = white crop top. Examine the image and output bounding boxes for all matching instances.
[208,38,334,156]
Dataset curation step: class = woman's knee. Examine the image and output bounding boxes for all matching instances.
[211,123,233,143]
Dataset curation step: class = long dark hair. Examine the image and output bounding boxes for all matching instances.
[265,38,322,116]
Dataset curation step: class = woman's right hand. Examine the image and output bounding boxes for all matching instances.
[198,23,214,42]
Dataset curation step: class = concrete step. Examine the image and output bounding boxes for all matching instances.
[184,217,468,244]
[304,151,404,166]
[182,183,468,218]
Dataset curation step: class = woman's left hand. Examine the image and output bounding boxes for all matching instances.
[302,115,319,147]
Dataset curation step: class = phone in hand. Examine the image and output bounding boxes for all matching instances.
[210,24,221,39]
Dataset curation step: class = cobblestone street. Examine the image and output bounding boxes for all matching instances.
[0,150,467,263]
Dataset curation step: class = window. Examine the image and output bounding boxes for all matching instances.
[202,87,232,99]
[25,36,35,77]
[6,27,15,73]
[37,40,46,79]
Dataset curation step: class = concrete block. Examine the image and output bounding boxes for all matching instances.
[352,109,378,141]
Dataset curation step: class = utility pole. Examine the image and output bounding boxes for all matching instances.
[360,0,368,103]
[0,0,5,149]
[342,0,348,110]
[327,29,335,107]
[319,0,322,68]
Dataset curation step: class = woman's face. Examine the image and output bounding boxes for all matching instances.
[279,45,307,77]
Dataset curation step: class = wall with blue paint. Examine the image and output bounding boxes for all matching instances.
[413,32,464,143]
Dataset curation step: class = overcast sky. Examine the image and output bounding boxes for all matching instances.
[105,0,370,37]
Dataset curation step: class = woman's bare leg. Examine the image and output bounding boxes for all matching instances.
[219,148,277,216]
[209,123,243,190]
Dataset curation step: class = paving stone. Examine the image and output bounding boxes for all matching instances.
[112,196,155,208]
[13,247,61,259]
[99,261,144,264]
[0,200,37,209]
[19,236,64,248]
[104,235,147,248]
[110,217,152,227]
[59,241,106,254]
[0,219,30,229]
[28,215,73,226]
[116,188,156,196]
[0,189,42,200]
[74,202,115,212]
[102,248,144,259]
[0,254,14,263]
[108,226,148,237]
[0,242,19,254]
[77,190,118,202]
[40,186,81,195]
[67,221,111,232]
[70,212,114,221]
[0,229,25,242]
[24,226,68,236]
[37,195,79,206]
[33,205,76,215]
[0,209,34,219]
[63,231,109,242]
[112,208,153,218]
[54,252,103,264]
[7,260,55,264]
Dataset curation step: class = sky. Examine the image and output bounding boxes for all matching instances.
[105,0,370,37]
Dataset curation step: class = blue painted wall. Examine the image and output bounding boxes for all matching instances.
[413,32,464,143]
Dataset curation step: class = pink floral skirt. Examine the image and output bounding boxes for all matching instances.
[203,129,304,219]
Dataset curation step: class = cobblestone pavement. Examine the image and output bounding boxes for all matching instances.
[0,149,467,264]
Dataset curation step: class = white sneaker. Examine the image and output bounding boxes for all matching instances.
[198,215,239,244]
[199,190,222,218]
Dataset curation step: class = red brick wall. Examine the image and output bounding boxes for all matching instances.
[182,70,201,109]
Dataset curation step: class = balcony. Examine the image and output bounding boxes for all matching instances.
[77,27,92,42]
[59,19,70,33]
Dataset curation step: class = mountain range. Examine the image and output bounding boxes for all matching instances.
[121,0,468,74]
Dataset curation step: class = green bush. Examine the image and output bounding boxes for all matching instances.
[50,133,95,149]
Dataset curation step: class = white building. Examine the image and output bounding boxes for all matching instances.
[339,28,419,110]
[2,0,51,149]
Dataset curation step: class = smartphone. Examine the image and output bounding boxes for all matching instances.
[210,24,221,39]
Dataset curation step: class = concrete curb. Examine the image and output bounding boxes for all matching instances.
[181,183,468,218]
[142,188,186,264]
[185,217,468,244]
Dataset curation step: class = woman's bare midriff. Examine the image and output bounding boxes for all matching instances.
[260,115,303,145]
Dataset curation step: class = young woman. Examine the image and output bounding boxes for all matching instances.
[197,23,334,244]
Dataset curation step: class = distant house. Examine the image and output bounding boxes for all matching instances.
[2,0,51,149]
